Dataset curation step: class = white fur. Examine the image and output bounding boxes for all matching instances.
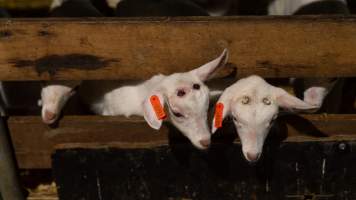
[268,0,346,15]
[41,85,72,124]
[50,0,67,10]
[106,0,124,9]
[40,81,80,124]
[212,75,317,162]
[303,87,327,108]
[205,0,232,16]
[302,78,339,110]
[92,75,165,117]
[87,49,228,150]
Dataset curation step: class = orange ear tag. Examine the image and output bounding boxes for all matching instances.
[214,102,224,129]
[150,95,167,120]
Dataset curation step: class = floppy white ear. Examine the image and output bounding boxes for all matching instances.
[274,87,318,110]
[143,92,166,130]
[211,91,232,134]
[191,48,229,81]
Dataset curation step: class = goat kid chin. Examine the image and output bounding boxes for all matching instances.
[212,75,318,162]
[87,49,228,150]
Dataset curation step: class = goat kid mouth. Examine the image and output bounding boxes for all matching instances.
[243,155,262,165]
[167,102,186,118]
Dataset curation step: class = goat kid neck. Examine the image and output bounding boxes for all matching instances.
[97,74,165,116]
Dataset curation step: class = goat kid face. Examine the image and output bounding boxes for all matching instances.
[212,75,317,162]
[166,73,211,149]
[40,84,77,124]
[143,49,228,150]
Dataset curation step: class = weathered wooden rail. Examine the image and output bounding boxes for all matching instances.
[0,16,355,199]
[0,0,51,9]
[7,114,356,169]
[1,16,356,81]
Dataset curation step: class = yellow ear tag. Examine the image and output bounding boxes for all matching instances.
[150,95,167,120]
[214,102,224,128]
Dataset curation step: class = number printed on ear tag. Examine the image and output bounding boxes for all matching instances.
[214,102,224,128]
[150,95,167,120]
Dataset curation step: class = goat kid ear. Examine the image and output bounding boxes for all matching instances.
[211,91,231,134]
[274,87,318,110]
[191,48,228,81]
[143,92,167,130]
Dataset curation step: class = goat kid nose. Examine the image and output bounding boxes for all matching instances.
[246,152,260,162]
[199,139,211,148]
[44,110,57,121]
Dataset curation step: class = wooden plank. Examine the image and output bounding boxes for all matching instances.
[52,143,356,199]
[7,114,356,169]
[1,16,356,80]
[0,0,51,9]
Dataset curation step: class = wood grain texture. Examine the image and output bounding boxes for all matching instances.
[7,114,356,169]
[0,0,51,9]
[1,16,356,80]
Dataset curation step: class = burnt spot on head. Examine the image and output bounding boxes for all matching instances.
[10,54,119,76]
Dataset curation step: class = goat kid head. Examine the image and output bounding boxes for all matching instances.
[39,82,79,124]
[143,49,228,150]
[212,75,317,162]
[303,79,338,110]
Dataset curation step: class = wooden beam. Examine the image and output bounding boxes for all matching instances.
[0,0,51,9]
[7,114,356,169]
[1,16,356,80]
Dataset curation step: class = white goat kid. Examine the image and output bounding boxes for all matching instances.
[39,81,79,124]
[90,49,228,150]
[212,75,317,162]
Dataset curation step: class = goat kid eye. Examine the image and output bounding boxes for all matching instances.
[242,96,250,104]
[262,97,271,105]
[193,84,200,90]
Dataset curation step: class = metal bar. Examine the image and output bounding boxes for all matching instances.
[0,95,24,200]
